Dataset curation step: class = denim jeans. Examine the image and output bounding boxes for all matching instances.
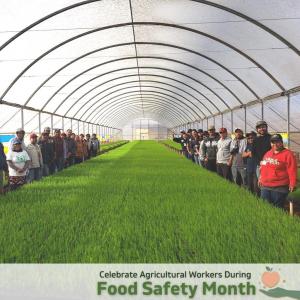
[54,157,64,172]
[256,165,260,180]
[193,155,201,165]
[42,164,50,177]
[217,163,231,180]
[27,168,42,183]
[261,188,288,209]
[231,166,247,186]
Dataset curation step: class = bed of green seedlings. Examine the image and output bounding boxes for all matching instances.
[161,139,182,150]
[101,140,128,151]
[0,141,299,263]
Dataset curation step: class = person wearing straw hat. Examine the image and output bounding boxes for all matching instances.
[6,140,30,190]
[9,128,26,151]
[259,134,297,208]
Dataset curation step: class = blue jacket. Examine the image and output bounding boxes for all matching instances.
[0,143,8,171]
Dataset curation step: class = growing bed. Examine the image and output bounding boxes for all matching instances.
[0,141,299,263]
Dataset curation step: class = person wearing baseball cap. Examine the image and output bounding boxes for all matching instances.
[9,128,26,151]
[252,120,271,179]
[43,127,51,134]
[242,131,258,194]
[26,133,43,183]
[230,128,248,186]
[216,127,232,180]
[201,125,219,172]
[259,134,297,208]
[187,129,200,163]
[173,131,189,158]
[52,129,64,172]
[38,132,55,177]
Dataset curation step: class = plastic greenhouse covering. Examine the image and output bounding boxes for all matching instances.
[0,0,299,149]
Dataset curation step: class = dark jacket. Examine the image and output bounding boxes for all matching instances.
[0,143,8,171]
[173,136,188,151]
[38,140,55,164]
[201,135,219,160]
[65,137,76,156]
[252,133,271,165]
[53,136,64,158]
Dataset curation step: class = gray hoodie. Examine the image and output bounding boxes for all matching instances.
[217,137,232,164]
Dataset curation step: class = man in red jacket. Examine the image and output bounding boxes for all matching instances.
[259,134,297,208]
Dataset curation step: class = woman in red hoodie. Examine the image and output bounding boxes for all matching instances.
[259,134,297,208]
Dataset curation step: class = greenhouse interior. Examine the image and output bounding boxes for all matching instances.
[0,0,300,263]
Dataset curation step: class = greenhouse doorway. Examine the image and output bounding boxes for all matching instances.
[122,118,170,140]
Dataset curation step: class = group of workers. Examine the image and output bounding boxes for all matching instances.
[173,120,298,209]
[0,127,100,193]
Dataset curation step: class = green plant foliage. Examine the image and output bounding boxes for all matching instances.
[0,141,299,263]
[161,139,182,150]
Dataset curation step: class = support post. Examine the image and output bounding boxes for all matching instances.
[244,106,247,134]
[38,111,41,134]
[231,110,234,133]
[287,94,290,148]
[50,114,53,133]
[21,108,24,130]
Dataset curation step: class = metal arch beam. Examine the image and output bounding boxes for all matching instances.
[103,102,186,128]
[47,57,229,115]
[89,92,196,124]
[77,79,214,120]
[86,85,204,123]
[89,92,196,122]
[39,55,241,112]
[100,104,180,128]
[74,78,212,120]
[98,96,192,125]
[55,65,228,119]
[0,22,285,103]
[94,95,194,125]
[87,88,202,125]
[85,90,197,124]
[79,85,203,121]
[90,95,192,125]
[103,109,173,128]
[108,108,180,129]
[100,103,185,128]
[24,42,258,107]
[99,102,184,128]
[68,72,220,118]
[192,0,300,56]
[76,91,196,124]
[1,0,297,58]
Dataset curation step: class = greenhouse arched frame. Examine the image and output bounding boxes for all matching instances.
[0,0,299,147]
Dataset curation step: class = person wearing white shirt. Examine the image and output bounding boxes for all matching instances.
[230,128,248,186]
[6,140,30,190]
[26,133,43,183]
[216,128,232,180]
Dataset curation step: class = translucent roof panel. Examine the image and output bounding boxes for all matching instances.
[1,0,300,130]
